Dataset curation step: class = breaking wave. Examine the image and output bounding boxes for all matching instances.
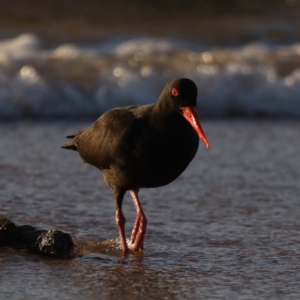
[1,33,300,119]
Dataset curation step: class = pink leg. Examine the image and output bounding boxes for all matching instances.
[115,206,128,253]
[130,191,140,244]
[129,190,147,251]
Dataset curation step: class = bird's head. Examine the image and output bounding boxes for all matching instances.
[159,78,210,149]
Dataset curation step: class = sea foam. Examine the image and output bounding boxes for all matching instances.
[0,34,300,119]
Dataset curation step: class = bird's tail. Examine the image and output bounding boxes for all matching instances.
[61,140,77,151]
[61,128,85,151]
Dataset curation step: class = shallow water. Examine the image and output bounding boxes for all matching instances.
[1,120,300,299]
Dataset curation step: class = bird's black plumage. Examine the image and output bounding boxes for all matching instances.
[61,78,209,253]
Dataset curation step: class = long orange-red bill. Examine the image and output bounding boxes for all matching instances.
[181,106,210,149]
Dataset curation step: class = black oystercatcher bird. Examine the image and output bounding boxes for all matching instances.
[62,78,210,253]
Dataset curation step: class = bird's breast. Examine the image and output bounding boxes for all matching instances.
[130,120,199,188]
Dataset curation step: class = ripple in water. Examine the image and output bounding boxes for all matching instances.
[0,120,300,299]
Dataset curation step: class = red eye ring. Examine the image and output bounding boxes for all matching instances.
[172,88,179,96]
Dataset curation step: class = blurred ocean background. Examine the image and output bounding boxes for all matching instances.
[1,1,300,299]
[1,0,300,119]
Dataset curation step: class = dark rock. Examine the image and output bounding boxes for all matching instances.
[0,219,18,246]
[17,226,46,253]
[17,225,40,245]
[34,229,74,256]
[0,219,74,256]
[18,227,74,256]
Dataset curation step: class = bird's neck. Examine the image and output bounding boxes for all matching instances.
[153,95,177,117]
[151,100,182,131]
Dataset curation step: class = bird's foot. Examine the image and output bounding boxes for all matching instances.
[114,237,141,253]
[128,240,143,252]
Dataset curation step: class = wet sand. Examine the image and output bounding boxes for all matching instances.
[1,120,300,299]
[1,0,300,45]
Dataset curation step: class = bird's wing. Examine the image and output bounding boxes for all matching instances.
[73,106,146,170]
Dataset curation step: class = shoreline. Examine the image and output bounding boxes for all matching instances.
[0,13,300,45]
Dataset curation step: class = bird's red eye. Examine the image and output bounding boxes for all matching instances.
[172,88,179,96]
